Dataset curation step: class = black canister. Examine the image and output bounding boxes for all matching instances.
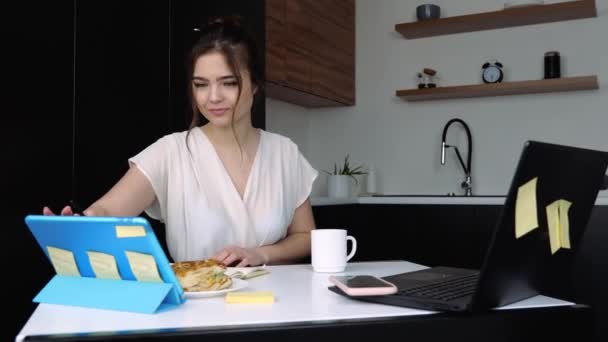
[544,51,561,79]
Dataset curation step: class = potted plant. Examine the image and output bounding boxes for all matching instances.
[323,155,367,198]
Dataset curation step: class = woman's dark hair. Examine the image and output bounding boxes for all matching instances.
[185,16,262,146]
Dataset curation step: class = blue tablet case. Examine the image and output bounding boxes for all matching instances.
[25,215,186,313]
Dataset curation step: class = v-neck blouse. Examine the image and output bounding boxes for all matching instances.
[198,129,261,202]
[128,129,318,262]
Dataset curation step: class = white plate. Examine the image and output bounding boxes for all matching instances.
[184,278,249,299]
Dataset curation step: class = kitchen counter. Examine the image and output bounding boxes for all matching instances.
[311,196,608,206]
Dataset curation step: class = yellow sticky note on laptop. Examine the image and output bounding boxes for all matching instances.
[125,251,162,282]
[87,251,121,280]
[558,200,572,249]
[47,246,81,277]
[515,177,539,239]
[546,199,572,254]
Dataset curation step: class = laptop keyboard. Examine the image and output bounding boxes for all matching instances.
[391,273,479,302]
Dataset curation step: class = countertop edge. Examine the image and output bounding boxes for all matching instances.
[311,196,608,206]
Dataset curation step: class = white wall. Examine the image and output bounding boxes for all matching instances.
[267,0,608,198]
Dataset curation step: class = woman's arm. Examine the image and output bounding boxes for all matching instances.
[83,166,157,217]
[257,198,315,264]
[213,198,316,266]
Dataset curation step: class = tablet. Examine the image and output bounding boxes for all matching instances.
[25,215,185,309]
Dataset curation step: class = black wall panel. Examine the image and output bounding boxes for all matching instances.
[7,1,265,339]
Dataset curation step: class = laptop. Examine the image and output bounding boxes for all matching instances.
[330,140,608,312]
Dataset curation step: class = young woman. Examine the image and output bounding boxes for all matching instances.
[43,17,318,267]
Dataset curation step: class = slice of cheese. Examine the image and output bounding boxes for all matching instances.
[225,291,275,304]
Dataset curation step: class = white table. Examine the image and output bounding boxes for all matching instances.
[16,261,575,341]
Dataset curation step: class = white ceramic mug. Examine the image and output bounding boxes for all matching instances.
[311,229,357,273]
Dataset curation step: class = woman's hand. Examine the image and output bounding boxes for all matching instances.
[213,246,269,267]
[42,206,80,216]
[42,205,101,216]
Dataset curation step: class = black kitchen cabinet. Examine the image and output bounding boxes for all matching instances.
[5,2,74,340]
[6,2,173,339]
[313,204,492,268]
[74,0,173,209]
[7,2,265,340]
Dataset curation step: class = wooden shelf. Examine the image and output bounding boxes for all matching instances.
[395,0,597,39]
[396,76,599,102]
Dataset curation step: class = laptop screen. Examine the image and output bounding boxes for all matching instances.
[472,141,608,310]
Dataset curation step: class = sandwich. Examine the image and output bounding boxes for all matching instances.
[171,259,232,292]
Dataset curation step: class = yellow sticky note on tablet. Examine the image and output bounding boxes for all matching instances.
[546,199,572,254]
[47,246,81,277]
[87,251,121,280]
[125,251,162,282]
[116,225,146,238]
[515,177,539,238]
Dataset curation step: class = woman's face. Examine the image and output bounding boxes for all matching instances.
[192,51,256,129]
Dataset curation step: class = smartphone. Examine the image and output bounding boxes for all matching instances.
[329,275,398,296]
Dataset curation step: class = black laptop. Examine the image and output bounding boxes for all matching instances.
[330,140,608,312]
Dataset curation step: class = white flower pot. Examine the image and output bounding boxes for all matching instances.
[328,175,351,198]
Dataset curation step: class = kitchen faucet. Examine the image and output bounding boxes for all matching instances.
[441,118,473,196]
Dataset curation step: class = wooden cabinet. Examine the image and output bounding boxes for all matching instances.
[266,0,355,107]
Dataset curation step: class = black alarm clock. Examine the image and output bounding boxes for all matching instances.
[481,60,504,83]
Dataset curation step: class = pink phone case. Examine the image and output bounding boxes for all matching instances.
[329,275,398,296]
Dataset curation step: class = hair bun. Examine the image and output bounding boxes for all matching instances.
[205,15,244,28]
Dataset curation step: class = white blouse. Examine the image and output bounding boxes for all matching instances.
[128,129,318,262]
